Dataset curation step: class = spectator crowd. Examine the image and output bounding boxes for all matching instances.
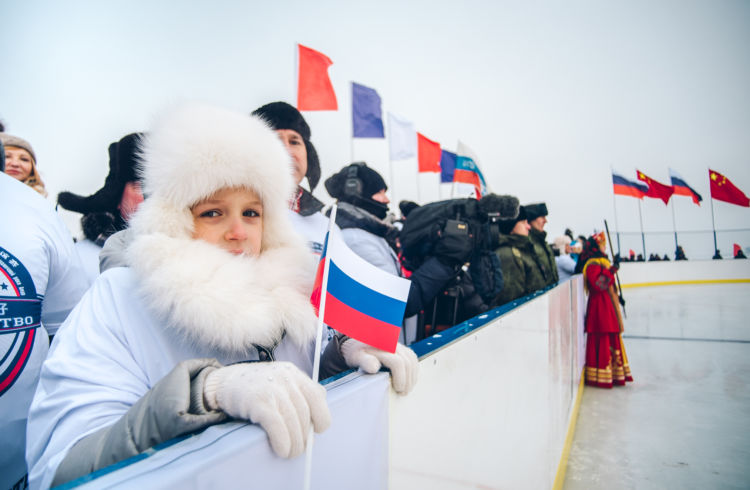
[0,103,741,489]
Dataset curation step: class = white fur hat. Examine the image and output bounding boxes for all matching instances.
[130,103,297,251]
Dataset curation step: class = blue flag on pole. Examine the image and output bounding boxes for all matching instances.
[440,150,456,183]
[352,82,385,138]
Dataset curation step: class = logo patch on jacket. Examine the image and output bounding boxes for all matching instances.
[0,246,42,397]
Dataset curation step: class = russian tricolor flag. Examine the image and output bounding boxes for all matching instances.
[453,156,487,199]
[612,171,648,198]
[311,217,411,353]
[669,168,702,205]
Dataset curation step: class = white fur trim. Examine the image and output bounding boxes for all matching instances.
[125,103,319,354]
[127,233,318,353]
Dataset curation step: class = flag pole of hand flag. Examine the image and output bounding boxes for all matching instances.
[297,44,338,111]
[440,150,456,183]
[387,112,417,160]
[637,170,674,205]
[612,171,648,198]
[709,169,750,207]
[669,168,702,205]
[352,82,384,138]
[311,206,411,353]
[417,133,441,173]
[454,141,487,199]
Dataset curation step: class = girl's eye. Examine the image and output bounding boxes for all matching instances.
[243,209,261,218]
[199,210,221,218]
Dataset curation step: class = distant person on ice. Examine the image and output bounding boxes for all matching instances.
[26,104,418,488]
[578,232,633,388]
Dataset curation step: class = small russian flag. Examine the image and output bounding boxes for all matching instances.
[311,211,411,353]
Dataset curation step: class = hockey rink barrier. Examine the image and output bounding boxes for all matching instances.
[65,258,750,489]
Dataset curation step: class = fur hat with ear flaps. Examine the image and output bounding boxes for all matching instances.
[57,133,143,219]
[126,103,317,354]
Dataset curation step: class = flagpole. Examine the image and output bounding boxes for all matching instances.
[611,186,621,256]
[710,197,718,254]
[303,205,337,490]
[638,199,646,258]
[670,198,679,251]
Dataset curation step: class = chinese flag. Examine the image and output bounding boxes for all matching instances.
[637,170,674,205]
[709,169,750,207]
[297,44,338,111]
[417,133,441,173]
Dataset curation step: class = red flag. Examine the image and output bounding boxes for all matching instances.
[297,44,337,111]
[709,169,750,207]
[417,133,441,173]
[733,243,742,257]
[637,170,674,205]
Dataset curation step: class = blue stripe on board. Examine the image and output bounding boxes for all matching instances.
[327,260,406,326]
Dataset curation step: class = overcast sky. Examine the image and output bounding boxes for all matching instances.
[3,0,749,258]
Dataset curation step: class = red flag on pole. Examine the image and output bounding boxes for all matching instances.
[297,44,337,111]
[637,170,674,205]
[417,133,441,173]
[709,169,750,207]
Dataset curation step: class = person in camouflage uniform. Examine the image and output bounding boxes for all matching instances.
[525,202,558,286]
[491,203,549,307]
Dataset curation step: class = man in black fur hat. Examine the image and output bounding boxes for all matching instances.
[524,202,558,286]
[57,133,144,283]
[251,101,329,257]
[491,201,549,306]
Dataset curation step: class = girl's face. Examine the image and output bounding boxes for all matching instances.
[275,129,307,186]
[191,187,263,257]
[4,146,34,181]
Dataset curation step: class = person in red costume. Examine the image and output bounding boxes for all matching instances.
[579,232,633,388]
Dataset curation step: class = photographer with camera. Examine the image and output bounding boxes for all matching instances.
[324,163,478,344]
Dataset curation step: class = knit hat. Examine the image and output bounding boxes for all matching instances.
[129,102,297,252]
[251,101,321,191]
[553,235,572,251]
[524,202,548,221]
[57,132,143,216]
[324,162,388,219]
[0,133,36,164]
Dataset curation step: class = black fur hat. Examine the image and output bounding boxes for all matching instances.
[524,202,548,221]
[57,132,143,216]
[399,200,420,218]
[251,101,321,191]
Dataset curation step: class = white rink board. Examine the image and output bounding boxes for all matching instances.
[389,277,586,490]
[68,277,587,490]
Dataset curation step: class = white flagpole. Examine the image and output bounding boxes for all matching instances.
[303,204,337,490]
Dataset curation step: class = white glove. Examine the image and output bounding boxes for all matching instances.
[203,362,331,458]
[340,339,419,395]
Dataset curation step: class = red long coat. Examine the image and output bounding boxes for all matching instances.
[583,259,623,334]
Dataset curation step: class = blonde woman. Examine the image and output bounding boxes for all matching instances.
[0,133,47,196]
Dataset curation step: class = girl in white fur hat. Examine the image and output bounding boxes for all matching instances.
[26,103,418,489]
